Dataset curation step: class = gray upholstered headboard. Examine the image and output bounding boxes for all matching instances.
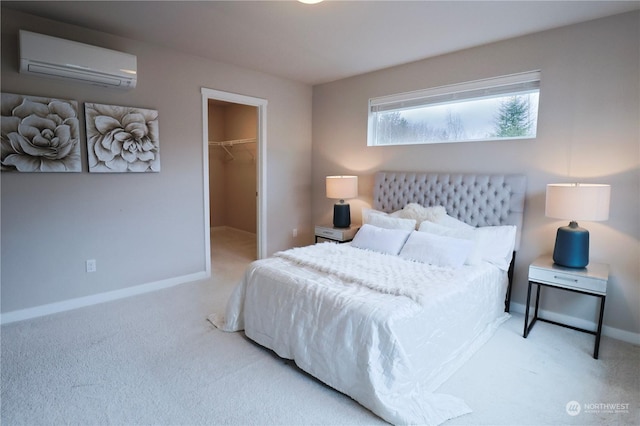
[373,171,527,250]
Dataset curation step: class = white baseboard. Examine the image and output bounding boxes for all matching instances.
[0,271,209,325]
[5,279,637,346]
[510,302,640,346]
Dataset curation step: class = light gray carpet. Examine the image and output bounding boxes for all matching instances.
[2,228,638,425]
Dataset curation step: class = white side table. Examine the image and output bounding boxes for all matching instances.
[314,224,359,243]
[523,255,609,359]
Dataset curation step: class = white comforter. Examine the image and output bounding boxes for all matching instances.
[210,243,509,425]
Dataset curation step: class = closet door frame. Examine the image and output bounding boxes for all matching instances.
[201,87,267,273]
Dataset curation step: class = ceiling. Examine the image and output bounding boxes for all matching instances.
[3,1,639,85]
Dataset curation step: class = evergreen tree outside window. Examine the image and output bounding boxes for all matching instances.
[368,71,540,146]
[492,96,535,138]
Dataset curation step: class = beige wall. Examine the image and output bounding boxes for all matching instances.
[0,8,312,315]
[3,6,637,339]
[208,102,257,233]
[312,12,639,338]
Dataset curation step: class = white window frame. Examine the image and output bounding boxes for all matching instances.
[367,70,541,146]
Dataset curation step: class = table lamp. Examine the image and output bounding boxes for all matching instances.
[326,175,358,228]
[545,183,610,268]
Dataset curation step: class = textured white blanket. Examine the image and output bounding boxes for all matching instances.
[274,243,456,305]
[212,244,509,426]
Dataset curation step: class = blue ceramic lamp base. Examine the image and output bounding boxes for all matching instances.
[553,221,589,268]
[333,203,351,228]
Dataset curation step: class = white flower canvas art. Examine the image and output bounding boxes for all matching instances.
[85,103,160,173]
[1,93,81,172]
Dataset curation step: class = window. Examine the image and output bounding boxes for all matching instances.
[368,71,540,146]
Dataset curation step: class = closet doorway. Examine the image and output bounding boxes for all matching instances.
[201,88,267,274]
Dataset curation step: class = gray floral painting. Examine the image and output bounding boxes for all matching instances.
[1,93,81,172]
[85,103,160,173]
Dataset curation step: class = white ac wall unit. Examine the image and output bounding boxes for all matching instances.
[19,30,137,90]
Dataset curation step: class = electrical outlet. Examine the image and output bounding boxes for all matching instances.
[292,228,298,237]
[86,259,97,273]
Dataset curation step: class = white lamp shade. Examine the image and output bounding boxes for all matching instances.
[326,175,358,200]
[545,183,610,221]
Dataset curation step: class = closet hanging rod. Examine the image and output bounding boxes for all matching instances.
[209,137,256,161]
[208,138,256,147]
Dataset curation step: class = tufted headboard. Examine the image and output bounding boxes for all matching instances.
[373,171,527,250]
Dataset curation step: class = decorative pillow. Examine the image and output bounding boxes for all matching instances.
[361,208,389,223]
[390,204,446,228]
[418,221,482,265]
[475,225,517,270]
[435,213,475,230]
[362,208,416,231]
[399,231,473,268]
[351,224,411,255]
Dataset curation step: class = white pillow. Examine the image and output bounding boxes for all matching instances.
[362,208,416,231]
[435,213,474,230]
[418,221,482,265]
[390,204,446,227]
[419,221,517,270]
[399,231,473,268]
[362,208,389,223]
[475,225,517,270]
[351,224,411,255]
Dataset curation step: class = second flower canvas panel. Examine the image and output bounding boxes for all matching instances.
[85,103,160,173]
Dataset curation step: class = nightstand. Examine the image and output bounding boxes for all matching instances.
[523,255,609,359]
[314,224,359,243]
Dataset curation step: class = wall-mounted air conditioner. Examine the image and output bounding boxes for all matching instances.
[19,30,137,90]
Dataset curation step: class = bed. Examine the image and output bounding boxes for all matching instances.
[210,171,526,425]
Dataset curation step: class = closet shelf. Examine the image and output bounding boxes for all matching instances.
[209,138,256,161]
